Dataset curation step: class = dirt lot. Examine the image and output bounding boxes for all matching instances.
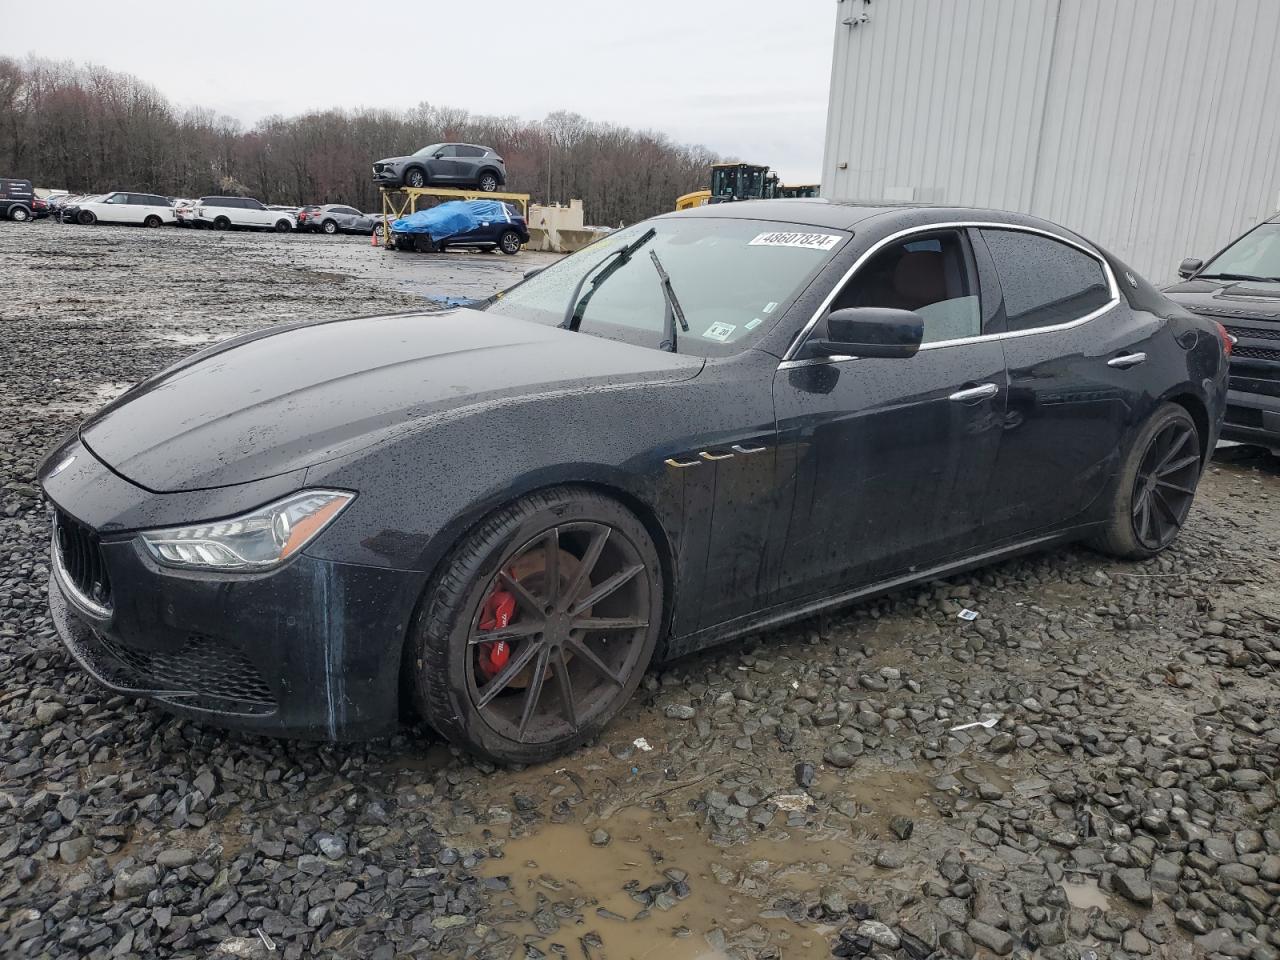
[1,220,1277,960]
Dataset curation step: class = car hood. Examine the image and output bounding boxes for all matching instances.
[377,156,412,166]
[79,309,704,493]
[1164,278,1280,321]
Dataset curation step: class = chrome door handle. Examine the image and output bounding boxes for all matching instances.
[1107,352,1147,369]
[948,383,999,402]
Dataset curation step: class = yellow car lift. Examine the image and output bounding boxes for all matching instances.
[377,186,531,246]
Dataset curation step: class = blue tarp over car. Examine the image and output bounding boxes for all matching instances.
[391,199,512,239]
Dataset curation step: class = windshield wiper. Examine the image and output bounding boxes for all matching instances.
[649,250,689,353]
[560,227,657,331]
[1197,272,1272,282]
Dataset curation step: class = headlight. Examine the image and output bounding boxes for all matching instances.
[139,490,354,571]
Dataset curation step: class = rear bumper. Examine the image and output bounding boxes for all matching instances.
[1219,387,1280,450]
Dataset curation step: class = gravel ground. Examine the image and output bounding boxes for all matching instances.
[1,220,1278,960]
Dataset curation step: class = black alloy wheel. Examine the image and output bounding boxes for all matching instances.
[144,215,162,228]
[1091,402,1201,559]
[78,210,96,225]
[274,219,292,233]
[413,488,663,764]
[213,216,230,230]
[1131,417,1200,551]
[478,173,498,192]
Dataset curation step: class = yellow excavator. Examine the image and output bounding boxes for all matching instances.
[676,162,819,210]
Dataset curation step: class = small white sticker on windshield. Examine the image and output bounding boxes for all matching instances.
[749,231,841,250]
[762,301,779,313]
[703,322,736,342]
[745,317,763,331]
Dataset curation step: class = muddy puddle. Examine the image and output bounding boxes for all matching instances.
[474,808,847,959]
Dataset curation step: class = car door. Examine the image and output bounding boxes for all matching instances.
[243,198,269,227]
[102,193,135,223]
[771,227,1008,604]
[425,145,463,184]
[974,226,1158,540]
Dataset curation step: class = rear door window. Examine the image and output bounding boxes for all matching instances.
[979,229,1113,331]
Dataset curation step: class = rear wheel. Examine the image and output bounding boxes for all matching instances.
[322,219,337,235]
[1091,403,1202,559]
[78,210,96,225]
[404,168,426,188]
[213,216,230,230]
[477,172,499,192]
[274,219,292,232]
[143,215,162,228]
[498,229,521,255]
[413,234,434,253]
[412,487,663,764]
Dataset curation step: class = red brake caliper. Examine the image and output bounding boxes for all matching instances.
[477,579,517,680]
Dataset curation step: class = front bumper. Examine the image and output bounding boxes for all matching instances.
[42,446,426,741]
[1219,386,1280,450]
[372,168,405,186]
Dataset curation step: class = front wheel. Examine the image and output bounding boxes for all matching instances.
[404,168,426,188]
[412,487,663,764]
[10,205,31,222]
[1090,403,1202,559]
[498,229,521,255]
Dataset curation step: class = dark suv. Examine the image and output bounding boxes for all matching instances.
[1,178,35,221]
[372,143,506,191]
[1165,211,1280,451]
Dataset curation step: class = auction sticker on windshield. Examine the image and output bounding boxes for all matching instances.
[749,231,841,250]
[703,322,736,341]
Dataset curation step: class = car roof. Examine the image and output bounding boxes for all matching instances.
[664,198,1085,237]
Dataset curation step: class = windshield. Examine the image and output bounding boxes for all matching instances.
[412,143,445,157]
[485,218,846,356]
[1200,223,1280,281]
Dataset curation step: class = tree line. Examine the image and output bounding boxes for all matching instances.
[0,56,720,224]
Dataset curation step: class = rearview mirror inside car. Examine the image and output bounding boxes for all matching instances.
[805,307,925,360]
[1178,257,1204,279]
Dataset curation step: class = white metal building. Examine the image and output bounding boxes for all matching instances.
[821,0,1280,281]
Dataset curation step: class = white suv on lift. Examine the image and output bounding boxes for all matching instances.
[193,196,295,232]
[72,191,175,227]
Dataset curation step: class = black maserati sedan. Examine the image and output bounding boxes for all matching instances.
[39,200,1229,763]
[1164,211,1280,451]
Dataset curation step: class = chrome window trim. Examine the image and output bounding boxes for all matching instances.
[778,220,1121,369]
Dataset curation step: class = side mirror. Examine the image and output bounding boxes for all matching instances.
[1178,257,1204,279]
[433,151,444,159]
[807,307,924,359]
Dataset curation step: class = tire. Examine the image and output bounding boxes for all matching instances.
[404,168,426,189]
[498,229,522,255]
[1090,402,1202,560]
[10,205,31,222]
[213,216,230,230]
[274,219,292,233]
[412,487,664,764]
[143,215,162,228]
[477,172,499,192]
[321,219,337,235]
[78,210,96,226]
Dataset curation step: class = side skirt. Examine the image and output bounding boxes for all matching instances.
[661,525,1097,661]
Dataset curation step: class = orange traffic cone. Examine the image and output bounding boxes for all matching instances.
[371,225,379,247]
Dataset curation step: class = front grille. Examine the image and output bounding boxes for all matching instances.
[1226,324,1280,342]
[95,632,276,706]
[54,511,112,611]
[1232,344,1280,362]
[1225,404,1264,428]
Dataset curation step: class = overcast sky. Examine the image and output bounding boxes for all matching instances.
[2,0,835,183]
